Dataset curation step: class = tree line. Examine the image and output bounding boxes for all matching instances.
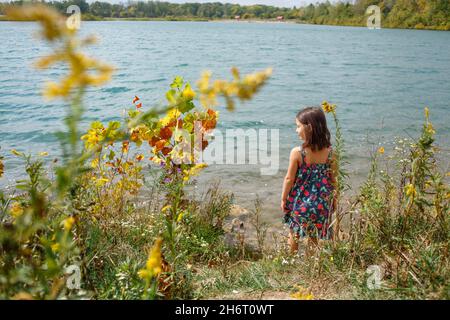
[1,0,449,30]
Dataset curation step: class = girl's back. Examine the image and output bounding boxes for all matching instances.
[281,106,335,245]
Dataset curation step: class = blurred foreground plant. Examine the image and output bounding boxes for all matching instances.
[1,3,272,300]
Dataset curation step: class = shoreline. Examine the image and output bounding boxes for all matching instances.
[1,15,449,31]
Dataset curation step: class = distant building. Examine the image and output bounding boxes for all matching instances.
[234,15,241,20]
[276,16,284,21]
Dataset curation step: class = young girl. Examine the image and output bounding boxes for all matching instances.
[280,106,337,253]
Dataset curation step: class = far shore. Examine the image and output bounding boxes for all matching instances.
[1,15,449,31]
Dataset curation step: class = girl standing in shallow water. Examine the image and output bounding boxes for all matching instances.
[281,107,337,254]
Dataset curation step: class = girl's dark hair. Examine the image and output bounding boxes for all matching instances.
[296,107,331,152]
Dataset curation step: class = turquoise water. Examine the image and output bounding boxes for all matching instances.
[1,21,449,219]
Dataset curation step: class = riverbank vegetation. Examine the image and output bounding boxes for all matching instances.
[0,0,449,30]
[0,5,449,300]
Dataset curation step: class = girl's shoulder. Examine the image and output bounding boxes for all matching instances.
[289,146,303,165]
[290,146,302,158]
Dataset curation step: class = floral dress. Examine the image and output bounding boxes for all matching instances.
[283,146,334,240]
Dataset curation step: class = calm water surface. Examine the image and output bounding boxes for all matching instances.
[1,21,449,223]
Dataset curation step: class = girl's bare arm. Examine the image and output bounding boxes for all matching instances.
[281,147,300,211]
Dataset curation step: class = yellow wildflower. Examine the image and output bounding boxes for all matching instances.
[426,123,435,135]
[6,5,114,100]
[290,286,314,300]
[159,108,181,127]
[122,141,130,154]
[182,85,196,100]
[136,154,144,162]
[378,147,385,155]
[197,70,211,92]
[137,269,150,279]
[81,121,106,150]
[197,68,271,110]
[10,202,24,218]
[91,158,99,168]
[92,176,109,187]
[424,107,429,119]
[405,183,417,198]
[6,5,69,41]
[11,149,23,157]
[63,216,75,232]
[182,163,208,182]
[177,212,184,222]
[161,205,171,212]
[51,243,60,253]
[39,151,49,156]
[321,101,336,114]
[138,238,163,280]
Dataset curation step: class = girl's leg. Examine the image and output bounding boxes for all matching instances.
[288,230,299,254]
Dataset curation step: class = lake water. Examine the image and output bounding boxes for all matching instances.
[1,21,449,223]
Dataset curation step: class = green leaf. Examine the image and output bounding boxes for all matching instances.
[108,150,115,160]
[178,101,195,113]
[108,121,121,130]
[91,121,103,129]
[166,89,176,104]
[170,76,183,89]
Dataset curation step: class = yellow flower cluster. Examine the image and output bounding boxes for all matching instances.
[51,243,60,253]
[290,285,314,300]
[197,67,272,111]
[181,84,196,100]
[423,107,436,135]
[405,183,417,198]
[160,108,182,127]
[378,147,385,155]
[91,175,109,187]
[81,122,106,150]
[321,101,337,114]
[130,125,151,146]
[426,123,435,135]
[81,121,122,151]
[6,4,71,41]
[63,216,76,231]
[182,163,208,182]
[138,238,163,280]
[6,5,113,100]
[9,202,24,219]
[11,149,23,157]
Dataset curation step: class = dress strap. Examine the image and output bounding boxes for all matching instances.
[327,146,333,164]
[299,146,306,164]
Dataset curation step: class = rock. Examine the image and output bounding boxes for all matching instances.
[229,204,249,218]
